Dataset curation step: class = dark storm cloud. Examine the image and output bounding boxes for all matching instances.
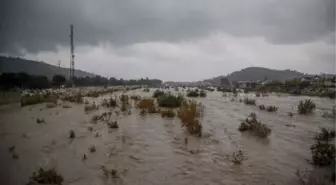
[0,0,334,54]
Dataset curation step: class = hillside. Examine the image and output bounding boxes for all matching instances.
[203,67,305,85]
[0,56,95,79]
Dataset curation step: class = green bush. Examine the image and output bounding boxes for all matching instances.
[298,99,316,114]
[157,93,184,108]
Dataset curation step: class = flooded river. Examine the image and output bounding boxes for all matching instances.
[0,89,334,185]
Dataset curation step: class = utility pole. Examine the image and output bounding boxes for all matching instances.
[70,24,75,84]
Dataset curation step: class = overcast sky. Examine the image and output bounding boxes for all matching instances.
[0,0,335,81]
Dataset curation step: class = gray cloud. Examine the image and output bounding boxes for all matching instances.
[0,0,334,54]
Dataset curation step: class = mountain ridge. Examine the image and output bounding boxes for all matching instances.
[0,56,95,79]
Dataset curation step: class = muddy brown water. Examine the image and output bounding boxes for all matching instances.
[0,89,334,185]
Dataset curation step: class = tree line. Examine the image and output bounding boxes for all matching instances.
[0,72,162,90]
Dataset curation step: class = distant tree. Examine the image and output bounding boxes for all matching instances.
[52,75,66,86]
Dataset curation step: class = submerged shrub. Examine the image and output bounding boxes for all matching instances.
[298,99,316,114]
[157,93,184,108]
[107,121,119,129]
[187,90,199,97]
[143,88,150,92]
[84,102,99,112]
[244,98,256,105]
[101,97,117,108]
[62,92,83,103]
[62,104,71,108]
[259,104,265,110]
[161,109,176,118]
[256,92,261,97]
[21,94,57,106]
[27,167,64,185]
[46,103,57,108]
[120,94,129,104]
[140,109,147,115]
[101,165,120,179]
[266,106,278,112]
[36,118,45,124]
[153,90,165,98]
[89,145,96,153]
[69,130,76,139]
[311,141,335,166]
[199,90,207,97]
[130,95,141,101]
[179,100,203,137]
[316,128,335,142]
[231,150,245,164]
[238,113,271,138]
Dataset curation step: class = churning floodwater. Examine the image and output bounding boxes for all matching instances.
[0,89,335,185]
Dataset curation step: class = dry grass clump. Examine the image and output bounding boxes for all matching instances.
[244,98,256,105]
[298,99,316,114]
[21,94,57,106]
[179,100,203,137]
[138,98,155,109]
[157,93,184,108]
[231,150,245,164]
[161,109,176,118]
[238,113,271,138]
[27,167,64,185]
[153,90,165,98]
